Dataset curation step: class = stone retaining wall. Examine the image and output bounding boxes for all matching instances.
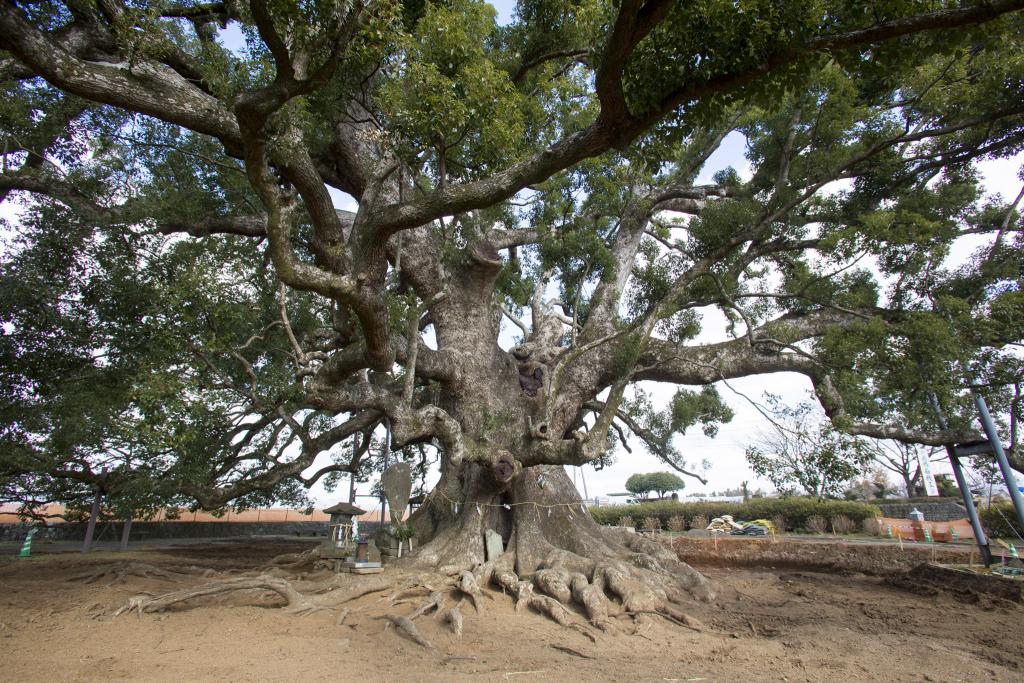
[877,501,968,522]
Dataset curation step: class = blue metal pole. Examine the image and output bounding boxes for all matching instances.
[947,444,993,566]
[974,395,1024,537]
[929,392,993,565]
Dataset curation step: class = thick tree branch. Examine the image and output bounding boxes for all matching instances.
[184,409,379,508]
[0,1,242,149]
[369,0,1024,239]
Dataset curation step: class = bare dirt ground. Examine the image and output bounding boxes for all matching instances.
[1,537,1020,682]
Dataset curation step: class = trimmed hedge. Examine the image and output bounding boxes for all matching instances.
[980,503,1024,540]
[589,498,882,532]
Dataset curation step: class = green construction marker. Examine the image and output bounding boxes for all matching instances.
[18,528,37,558]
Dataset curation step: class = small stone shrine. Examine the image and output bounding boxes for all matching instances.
[320,502,382,573]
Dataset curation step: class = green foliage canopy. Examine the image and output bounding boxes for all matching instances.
[0,0,1022,519]
[625,471,686,499]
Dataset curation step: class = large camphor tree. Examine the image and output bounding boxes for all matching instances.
[3,0,1024,618]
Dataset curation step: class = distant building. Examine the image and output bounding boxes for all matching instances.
[685,495,744,503]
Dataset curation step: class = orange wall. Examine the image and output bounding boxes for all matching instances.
[0,503,395,524]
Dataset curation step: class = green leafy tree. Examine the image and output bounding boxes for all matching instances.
[746,400,872,500]
[1,0,1023,614]
[625,472,685,500]
[647,472,687,498]
[935,474,961,498]
[624,473,652,500]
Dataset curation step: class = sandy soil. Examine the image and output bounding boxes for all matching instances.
[0,538,1020,682]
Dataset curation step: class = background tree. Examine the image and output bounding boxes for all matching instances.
[935,473,961,498]
[645,472,686,499]
[858,440,942,498]
[624,473,654,501]
[625,471,685,500]
[746,400,872,500]
[2,0,1024,619]
[843,468,896,501]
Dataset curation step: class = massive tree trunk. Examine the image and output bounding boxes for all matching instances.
[364,242,717,616]
[406,458,714,618]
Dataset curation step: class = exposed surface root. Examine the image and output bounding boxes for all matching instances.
[659,605,705,631]
[389,468,715,638]
[614,530,714,602]
[69,562,189,585]
[488,539,706,638]
[494,570,519,595]
[381,614,436,651]
[473,560,498,590]
[407,591,446,620]
[267,547,320,571]
[534,568,572,603]
[570,573,614,631]
[315,577,392,606]
[114,574,326,616]
[389,584,434,603]
[492,569,536,613]
[444,605,464,637]
[512,580,534,612]
[426,536,709,639]
[620,609,704,631]
[600,565,663,613]
[457,570,484,613]
[526,594,598,642]
[107,564,409,626]
[527,594,573,626]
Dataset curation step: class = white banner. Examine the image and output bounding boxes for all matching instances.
[918,451,939,496]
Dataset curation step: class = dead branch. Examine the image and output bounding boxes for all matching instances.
[550,644,595,659]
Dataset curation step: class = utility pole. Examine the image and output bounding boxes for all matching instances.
[380,418,391,525]
[349,432,360,504]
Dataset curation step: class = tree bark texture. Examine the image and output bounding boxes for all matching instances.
[81,488,102,553]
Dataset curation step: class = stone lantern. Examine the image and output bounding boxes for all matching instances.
[320,502,365,565]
